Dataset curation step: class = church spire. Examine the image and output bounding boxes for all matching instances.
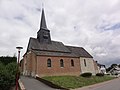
[40,8,47,29]
[37,7,51,44]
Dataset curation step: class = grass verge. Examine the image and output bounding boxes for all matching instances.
[42,76,116,89]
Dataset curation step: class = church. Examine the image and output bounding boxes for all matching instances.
[22,8,99,77]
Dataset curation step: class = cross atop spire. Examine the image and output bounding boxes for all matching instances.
[40,7,47,29]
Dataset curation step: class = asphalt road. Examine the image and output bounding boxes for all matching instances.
[20,76,58,90]
[20,76,120,90]
[74,77,120,90]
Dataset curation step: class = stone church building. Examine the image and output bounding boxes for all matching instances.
[22,8,98,77]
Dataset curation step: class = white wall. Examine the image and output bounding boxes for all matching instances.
[80,57,96,75]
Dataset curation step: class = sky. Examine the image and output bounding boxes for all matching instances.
[0,0,120,66]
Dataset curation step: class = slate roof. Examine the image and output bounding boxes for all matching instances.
[27,37,71,53]
[97,63,106,68]
[27,37,93,58]
[40,8,48,29]
[66,46,93,58]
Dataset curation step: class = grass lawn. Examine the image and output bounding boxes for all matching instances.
[42,75,116,89]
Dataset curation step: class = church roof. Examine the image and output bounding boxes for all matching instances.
[27,37,93,58]
[28,37,71,53]
[66,46,93,58]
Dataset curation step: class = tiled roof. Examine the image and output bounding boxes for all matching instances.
[27,37,93,58]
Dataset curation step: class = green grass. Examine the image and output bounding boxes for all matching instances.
[42,76,116,89]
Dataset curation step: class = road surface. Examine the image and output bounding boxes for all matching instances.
[20,76,120,90]
[20,76,58,90]
[74,77,120,90]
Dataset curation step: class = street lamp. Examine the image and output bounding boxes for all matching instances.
[15,46,23,90]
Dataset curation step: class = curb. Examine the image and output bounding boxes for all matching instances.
[18,79,26,90]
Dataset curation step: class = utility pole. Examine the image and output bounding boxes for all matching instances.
[15,46,23,90]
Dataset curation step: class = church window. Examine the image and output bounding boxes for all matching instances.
[71,59,74,67]
[47,59,51,67]
[60,59,64,67]
[84,59,87,67]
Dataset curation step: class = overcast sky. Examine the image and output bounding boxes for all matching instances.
[0,0,120,66]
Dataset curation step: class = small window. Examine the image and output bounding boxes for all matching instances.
[71,59,74,67]
[84,59,87,67]
[60,59,64,67]
[47,59,51,67]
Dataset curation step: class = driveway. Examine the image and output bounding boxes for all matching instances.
[20,76,58,90]
[73,77,120,90]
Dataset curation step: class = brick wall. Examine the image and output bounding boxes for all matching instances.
[31,52,37,77]
[36,56,81,77]
[23,51,33,76]
[23,52,96,77]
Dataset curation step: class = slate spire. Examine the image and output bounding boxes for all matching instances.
[40,8,47,29]
[37,7,51,44]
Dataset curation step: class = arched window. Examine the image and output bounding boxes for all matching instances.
[60,59,64,67]
[47,59,51,67]
[84,59,87,67]
[71,59,74,67]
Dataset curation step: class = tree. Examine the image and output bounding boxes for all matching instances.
[118,64,120,68]
[0,62,17,90]
[0,62,10,90]
[6,62,18,85]
[0,56,17,65]
[111,64,117,68]
[106,64,117,72]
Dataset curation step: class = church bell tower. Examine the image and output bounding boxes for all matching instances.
[37,8,51,44]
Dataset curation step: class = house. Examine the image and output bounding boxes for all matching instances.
[22,8,98,77]
[97,62,106,74]
[109,65,120,75]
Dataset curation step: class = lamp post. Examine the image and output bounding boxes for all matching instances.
[15,46,23,90]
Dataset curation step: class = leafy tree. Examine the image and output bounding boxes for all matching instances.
[106,67,112,72]
[0,62,4,70]
[106,64,118,72]
[6,62,17,75]
[111,64,117,68]
[0,62,17,90]
[6,62,18,85]
[0,56,17,65]
[118,64,120,68]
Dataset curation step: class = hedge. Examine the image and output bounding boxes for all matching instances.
[81,72,92,77]
[0,62,17,90]
[96,73,104,77]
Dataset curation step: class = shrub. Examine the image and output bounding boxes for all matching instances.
[115,73,118,76]
[106,73,110,75]
[81,72,92,77]
[96,73,104,77]
[0,62,17,90]
[0,56,17,65]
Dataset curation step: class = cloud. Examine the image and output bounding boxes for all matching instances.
[0,0,120,66]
